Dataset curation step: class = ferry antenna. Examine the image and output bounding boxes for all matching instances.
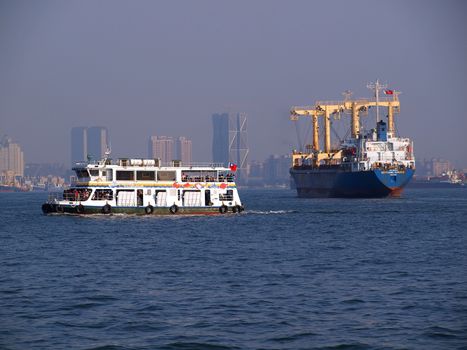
[104,144,112,159]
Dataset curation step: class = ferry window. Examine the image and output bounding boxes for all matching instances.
[92,189,113,200]
[157,171,176,181]
[63,188,91,201]
[116,170,134,180]
[106,170,113,181]
[116,189,136,206]
[181,170,217,182]
[218,171,235,182]
[219,190,233,201]
[182,190,202,206]
[89,170,99,176]
[155,190,167,206]
[75,169,89,178]
[137,171,155,181]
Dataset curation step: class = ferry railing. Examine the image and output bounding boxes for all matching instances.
[73,159,230,169]
[164,162,226,168]
[47,192,78,203]
[47,193,61,203]
[73,159,111,168]
[47,190,92,203]
[180,174,236,183]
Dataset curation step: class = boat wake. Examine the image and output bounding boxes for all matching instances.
[246,209,296,215]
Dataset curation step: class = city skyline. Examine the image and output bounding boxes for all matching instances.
[1,1,466,168]
[2,125,465,191]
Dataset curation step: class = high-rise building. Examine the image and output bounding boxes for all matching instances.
[148,136,174,165]
[71,127,87,167]
[212,112,249,183]
[71,127,109,168]
[431,158,452,177]
[176,137,192,165]
[0,136,24,177]
[212,113,230,164]
[87,127,109,161]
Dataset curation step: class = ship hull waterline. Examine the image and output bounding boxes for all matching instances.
[290,167,415,198]
[41,203,243,215]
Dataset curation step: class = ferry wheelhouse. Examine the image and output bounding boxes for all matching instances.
[42,157,244,215]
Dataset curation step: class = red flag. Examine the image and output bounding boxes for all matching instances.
[229,162,237,172]
[384,90,394,95]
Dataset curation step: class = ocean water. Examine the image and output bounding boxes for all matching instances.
[1,188,466,350]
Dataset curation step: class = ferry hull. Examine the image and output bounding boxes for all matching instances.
[41,203,243,215]
[290,167,414,198]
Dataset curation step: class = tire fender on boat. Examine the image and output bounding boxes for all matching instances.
[169,204,178,214]
[102,204,111,214]
[219,205,228,214]
[56,205,64,213]
[41,203,51,214]
[145,205,154,215]
[76,204,85,214]
[233,205,243,213]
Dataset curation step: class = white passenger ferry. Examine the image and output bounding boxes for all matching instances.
[42,156,244,215]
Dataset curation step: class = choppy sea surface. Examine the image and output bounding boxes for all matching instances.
[1,188,466,350]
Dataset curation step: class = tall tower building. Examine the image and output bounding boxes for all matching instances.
[176,136,192,165]
[212,113,230,164]
[87,127,109,161]
[212,112,249,183]
[71,126,109,168]
[148,136,174,165]
[71,127,87,167]
[229,112,249,183]
[0,136,24,177]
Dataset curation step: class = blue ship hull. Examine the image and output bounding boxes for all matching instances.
[290,167,415,198]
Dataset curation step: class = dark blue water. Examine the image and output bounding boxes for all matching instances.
[1,189,466,350]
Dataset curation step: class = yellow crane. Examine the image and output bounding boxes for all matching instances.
[290,82,401,166]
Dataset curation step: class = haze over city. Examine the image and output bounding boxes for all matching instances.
[1,0,466,167]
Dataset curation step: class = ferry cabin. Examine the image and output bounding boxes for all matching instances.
[45,158,244,215]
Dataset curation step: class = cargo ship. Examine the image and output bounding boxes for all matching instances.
[42,155,244,215]
[290,80,415,198]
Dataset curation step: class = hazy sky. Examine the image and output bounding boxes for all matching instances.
[1,0,466,167]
